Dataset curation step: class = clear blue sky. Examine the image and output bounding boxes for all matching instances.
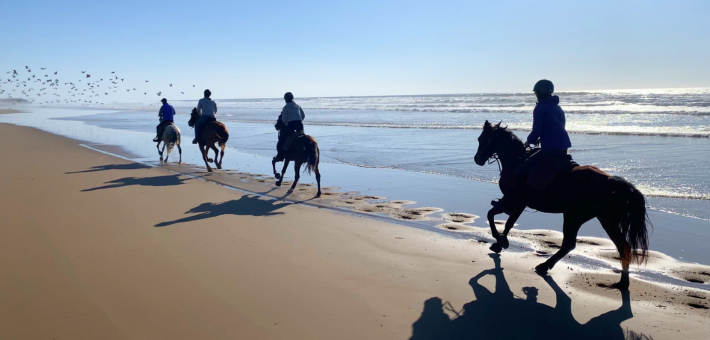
[1,0,709,100]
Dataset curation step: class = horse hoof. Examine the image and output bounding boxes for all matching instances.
[274,173,282,180]
[275,181,282,187]
[207,168,213,173]
[208,158,214,163]
[535,263,550,275]
[315,192,322,198]
[287,189,294,194]
[489,243,503,253]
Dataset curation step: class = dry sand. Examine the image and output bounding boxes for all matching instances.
[0,109,22,114]
[0,123,708,339]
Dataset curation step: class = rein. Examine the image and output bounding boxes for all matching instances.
[487,154,502,175]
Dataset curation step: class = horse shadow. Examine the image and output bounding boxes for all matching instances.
[155,195,289,227]
[66,163,151,174]
[81,174,190,192]
[410,254,652,340]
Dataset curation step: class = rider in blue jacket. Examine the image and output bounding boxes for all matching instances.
[494,79,571,210]
[153,98,175,142]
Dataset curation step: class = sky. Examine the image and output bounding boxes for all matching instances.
[1,0,709,100]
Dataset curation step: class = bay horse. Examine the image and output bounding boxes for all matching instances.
[156,124,182,164]
[188,108,229,172]
[272,119,322,197]
[474,121,650,289]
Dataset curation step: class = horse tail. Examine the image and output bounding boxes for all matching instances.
[304,136,319,176]
[166,126,179,155]
[216,124,229,145]
[608,176,651,265]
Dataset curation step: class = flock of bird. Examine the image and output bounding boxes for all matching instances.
[0,66,196,105]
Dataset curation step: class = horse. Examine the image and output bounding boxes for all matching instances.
[188,108,229,172]
[474,121,650,289]
[156,123,182,164]
[272,119,322,197]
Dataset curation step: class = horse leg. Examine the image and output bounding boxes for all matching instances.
[210,144,219,167]
[177,144,182,164]
[163,143,170,163]
[288,162,302,193]
[276,160,290,186]
[314,167,321,197]
[535,213,587,274]
[272,158,281,180]
[600,217,632,290]
[487,206,505,253]
[498,207,524,250]
[218,143,225,169]
[157,141,163,162]
[200,143,212,172]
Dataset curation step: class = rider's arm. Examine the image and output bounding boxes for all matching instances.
[158,106,163,119]
[526,106,543,145]
[300,107,305,121]
[213,101,217,114]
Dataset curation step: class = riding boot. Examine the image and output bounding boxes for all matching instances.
[273,153,285,162]
[192,138,198,144]
[153,136,160,142]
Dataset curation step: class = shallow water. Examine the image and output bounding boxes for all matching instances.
[2,108,710,268]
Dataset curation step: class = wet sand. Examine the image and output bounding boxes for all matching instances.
[0,123,708,339]
[0,109,22,114]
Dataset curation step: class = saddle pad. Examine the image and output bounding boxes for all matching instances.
[527,154,579,191]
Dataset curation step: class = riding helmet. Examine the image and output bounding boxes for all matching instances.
[533,79,554,94]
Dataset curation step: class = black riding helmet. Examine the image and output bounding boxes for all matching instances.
[533,79,554,94]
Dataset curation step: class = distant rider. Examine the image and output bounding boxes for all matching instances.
[273,92,305,162]
[153,98,175,142]
[493,79,572,210]
[193,89,217,144]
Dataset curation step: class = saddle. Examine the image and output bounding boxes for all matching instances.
[283,130,305,151]
[526,151,579,191]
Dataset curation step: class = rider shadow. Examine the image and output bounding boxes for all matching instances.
[65,163,151,174]
[410,254,649,340]
[81,174,190,192]
[155,195,288,227]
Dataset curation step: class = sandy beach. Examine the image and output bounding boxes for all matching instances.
[0,123,708,339]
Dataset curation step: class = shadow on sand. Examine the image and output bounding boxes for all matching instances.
[155,195,289,227]
[81,174,190,192]
[66,163,151,174]
[410,254,653,340]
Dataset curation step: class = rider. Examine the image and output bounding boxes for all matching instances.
[153,98,175,142]
[493,79,572,210]
[193,89,217,144]
[273,92,305,162]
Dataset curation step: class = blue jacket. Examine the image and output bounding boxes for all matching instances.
[159,104,175,121]
[526,96,571,150]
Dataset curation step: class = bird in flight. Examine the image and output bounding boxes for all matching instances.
[145,80,149,82]
[54,71,57,75]
[81,71,86,73]
[111,71,115,74]
[169,84,172,87]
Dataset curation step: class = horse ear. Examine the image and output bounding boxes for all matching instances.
[484,120,491,129]
[495,121,502,128]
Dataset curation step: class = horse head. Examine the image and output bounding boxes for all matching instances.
[474,120,526,166]
[474,120,500,166]
[188,107,199,128]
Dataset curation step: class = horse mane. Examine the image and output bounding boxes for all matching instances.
[494,122,526,158]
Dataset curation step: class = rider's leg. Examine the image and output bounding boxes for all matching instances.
[193,118,205,144]
[274,132,287,162]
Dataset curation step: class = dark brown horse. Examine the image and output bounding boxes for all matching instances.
[188,108,229,172]
[272,119,321,197]
[474,121,650,289]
